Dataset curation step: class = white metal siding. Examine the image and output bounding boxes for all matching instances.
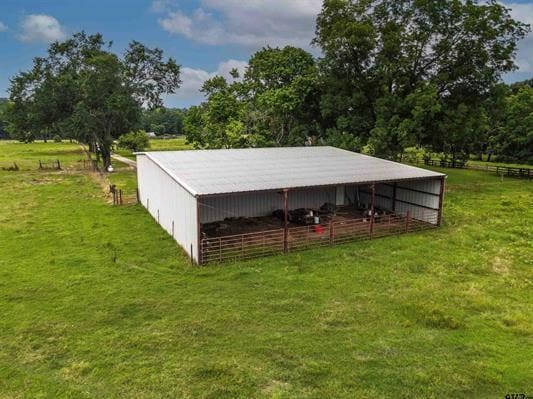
[199,187,336,223]
[137,155,199,261]
[395,179,441,224]
[354,179,442,224]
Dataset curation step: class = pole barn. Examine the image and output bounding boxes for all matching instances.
[136,147,446,264]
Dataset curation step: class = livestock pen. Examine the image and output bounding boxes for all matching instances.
[136,147,446,264]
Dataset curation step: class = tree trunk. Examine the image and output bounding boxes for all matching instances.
[100,134,113,170]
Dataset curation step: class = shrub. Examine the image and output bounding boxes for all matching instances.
[53,135,62,142]
[117,131,150,152]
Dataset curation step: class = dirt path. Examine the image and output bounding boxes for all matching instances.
[111,154,137,168]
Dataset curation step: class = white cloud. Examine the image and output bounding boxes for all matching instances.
[0,22,7,32]
[19,14,66,43]
[155,0,321,49]
[164,59,248,107]
[503,2,533,73]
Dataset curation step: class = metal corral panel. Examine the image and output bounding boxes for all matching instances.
[136,147,445,196]
[137,155,199,261]
[199,186,336,223]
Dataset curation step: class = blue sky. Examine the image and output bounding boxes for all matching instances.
[1,0,532,108]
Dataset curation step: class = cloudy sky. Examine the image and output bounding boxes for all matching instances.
[0,0,532,108]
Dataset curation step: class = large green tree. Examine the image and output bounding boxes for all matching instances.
[5,32,180,167]
[0,98,9,138]
[315,0,529,159]
[185,46,320,149]
[495,85,533,163]
[185,75,246,148]
[243,46,321,146]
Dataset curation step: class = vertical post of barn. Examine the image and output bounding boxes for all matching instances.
[437,176,445,226]
[392,182,397,212]
[283,188,289,253]
[369,183,375,239]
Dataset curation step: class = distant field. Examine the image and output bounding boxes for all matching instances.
[0,140,83,170]
[115,136,192,159]
[0,142,531,398]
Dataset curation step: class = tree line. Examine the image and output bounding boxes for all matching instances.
[2,0,532,165]
[184,0,531,163]
[2,32,181,168]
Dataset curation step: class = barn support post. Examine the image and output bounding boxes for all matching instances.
[437,177,445,226]
[392,182,397,212]
[283,188,289,253]
[369,184,375,239]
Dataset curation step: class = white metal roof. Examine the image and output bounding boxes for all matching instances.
[137,146,445,196]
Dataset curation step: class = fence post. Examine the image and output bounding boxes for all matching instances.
[219,237,222,262]
[119,189,123,205]
[57,159,61,170]
[39,160,42,169]
[329,219,334,245]
[136,188,140,204]
[405,211,410,232]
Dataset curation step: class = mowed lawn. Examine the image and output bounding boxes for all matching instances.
[0,142,531,398]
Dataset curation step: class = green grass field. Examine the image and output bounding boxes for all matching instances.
[115,136,192,159]
[0,141,531,398]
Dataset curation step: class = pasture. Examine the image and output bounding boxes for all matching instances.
[115,136,191,159]
[0,140,531,398]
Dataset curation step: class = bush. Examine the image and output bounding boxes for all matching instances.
[117,131,150,152]
[53,135,62,143]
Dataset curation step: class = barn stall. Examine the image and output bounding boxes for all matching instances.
[136,147,445,264]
